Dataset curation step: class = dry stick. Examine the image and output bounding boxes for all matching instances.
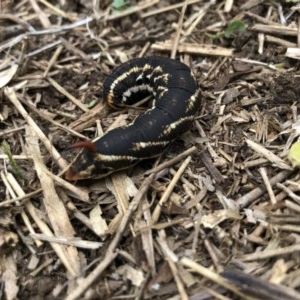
[19,97,87,140]
[285,200,300,213]
[259,167,277,205]
[224,0,233,12]
[157,231,188,300]
[43,45,64,77]
[276,224,300,233]
[242,158,268,169]
[30,233,102,249]
[275,179,300,203]
[29,257,54,277]
[65,173,155,300]
[141,0,199,18]
[45,168,89,202]
[257,6,272,54]
[184,0,215,37]
[0,34,25,53]
[150,218,188,231]
[0,125,26,137]
[5,172,79,276]
[180,257,246,299]
[199,151,224,184]
[27,126,81,275]
[0,188,42,208]
[0,13,35,31]
[298,15,300,48]
[60,37,90,60]
[93,0,101,17]
[1,171,88,208]
[4,87,68,170]
[26,40,62,58]
[1,172,41,248]
[2,168,88,207]
[29,0,51,28]
[245,11,279,25]
[251,24,298,36]
[234,57,277,70]
[38,0,68,18]
[152,156,191,224]
[29,16,93,36]
[61,192,101,236]
[139,202,155,276]
[246,139,291,170]
[237,170,291,208]
[242,243,300,262]
[277,182,300,204]
[145,146,197,175]
[47,77,88,112]
[0,154,31,160]
[152,42,234,57]
[171,0,188,59]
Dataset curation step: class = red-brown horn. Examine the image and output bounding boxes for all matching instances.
[70,141,97,153]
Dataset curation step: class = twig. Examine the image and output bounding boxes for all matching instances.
[171,0,188,59]
[259,167,277,205]
[65,173,155,300]
[47,77,89,112]
[242,244,300,261]
[237,170,291,208]
[152,156,191,223]
[141,0,200,18]
[145,146,197,175]
[4,87,68,170]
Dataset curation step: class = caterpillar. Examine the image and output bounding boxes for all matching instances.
[65,56,201,180]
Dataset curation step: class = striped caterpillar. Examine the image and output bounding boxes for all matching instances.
[66,56,201,180]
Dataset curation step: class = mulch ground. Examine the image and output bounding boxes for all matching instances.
[1,0,300,299]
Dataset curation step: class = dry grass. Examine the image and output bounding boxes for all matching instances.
[1,0,300,299]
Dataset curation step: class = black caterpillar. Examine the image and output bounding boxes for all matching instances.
[66,56,201,180]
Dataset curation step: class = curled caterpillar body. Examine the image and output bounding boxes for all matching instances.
[66,56,201,180]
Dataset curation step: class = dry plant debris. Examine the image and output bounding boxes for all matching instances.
[2,0,300,299]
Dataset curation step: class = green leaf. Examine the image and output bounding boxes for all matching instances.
[2,140,27,182]
[86,99,97,109]
[112,0,130,10]
[224,20,247,38]
[288,141,300,168]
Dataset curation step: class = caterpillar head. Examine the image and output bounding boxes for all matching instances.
[65,141,138,180]
[65,141,115,180]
